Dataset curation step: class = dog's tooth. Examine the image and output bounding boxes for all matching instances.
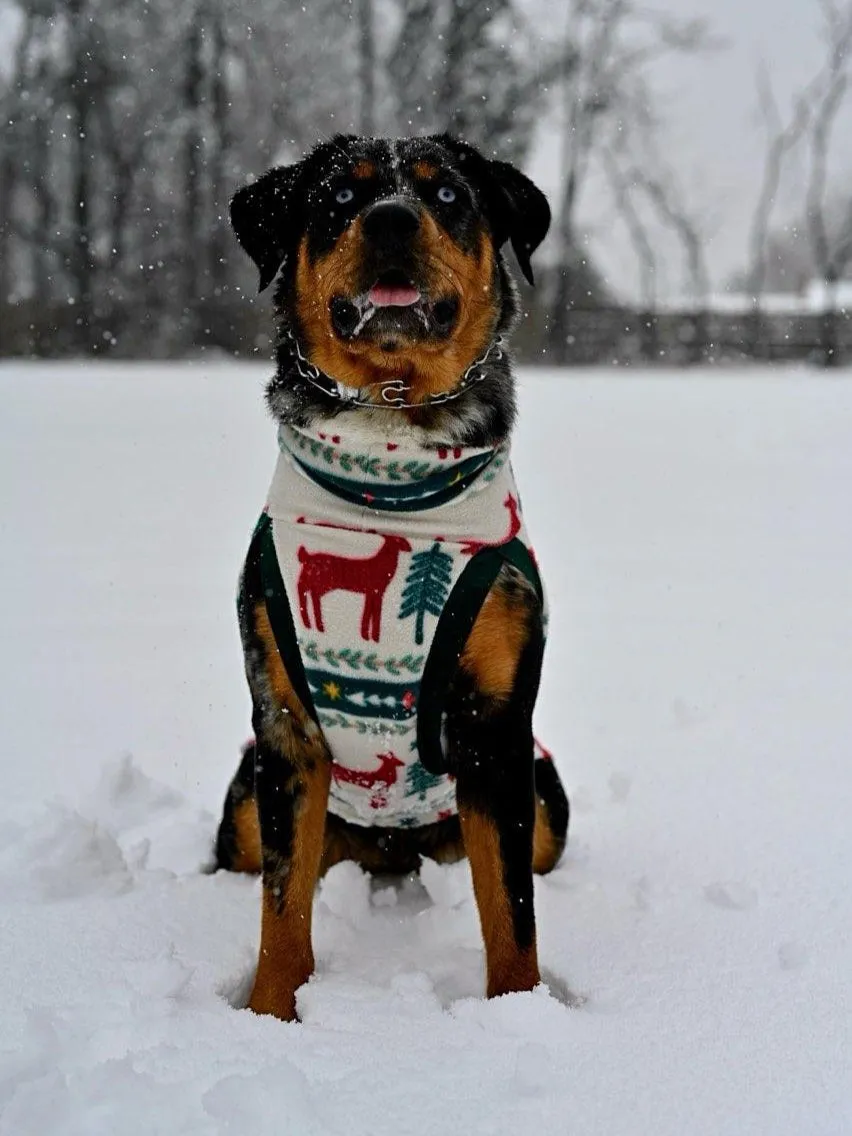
[351,302,377,337]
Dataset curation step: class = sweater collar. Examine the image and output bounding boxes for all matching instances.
[278,423,505,512]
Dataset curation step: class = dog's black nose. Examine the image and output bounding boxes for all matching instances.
[362,199,420,245]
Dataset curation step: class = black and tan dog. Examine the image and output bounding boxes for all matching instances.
[215,134,570,1021]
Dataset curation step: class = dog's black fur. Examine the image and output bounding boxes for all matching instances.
[217,134,569,1021]
[230,134,550,446]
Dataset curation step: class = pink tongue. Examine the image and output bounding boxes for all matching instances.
[368,284,421,307]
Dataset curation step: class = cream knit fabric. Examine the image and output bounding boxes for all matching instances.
[264,420,535,828]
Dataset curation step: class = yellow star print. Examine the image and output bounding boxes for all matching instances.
[323,680,342,701]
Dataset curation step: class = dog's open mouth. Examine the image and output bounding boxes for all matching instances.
[330,271,460,343]
[368,270,421,308]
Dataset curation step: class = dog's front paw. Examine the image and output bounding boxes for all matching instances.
[247,955,311,1022]
[247,978,300,1022]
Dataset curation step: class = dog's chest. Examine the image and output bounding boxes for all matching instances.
[264,423,528,828]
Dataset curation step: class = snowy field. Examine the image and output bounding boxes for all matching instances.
[1,360,851,1135]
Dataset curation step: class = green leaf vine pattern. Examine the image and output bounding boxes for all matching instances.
[292,432,438,481]
[300,641,424,675]
[318,712,413,737]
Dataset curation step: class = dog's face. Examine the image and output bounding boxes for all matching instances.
[230,135,550,407]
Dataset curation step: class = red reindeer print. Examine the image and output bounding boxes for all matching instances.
[459,494,521,556]
[331,751,405,809]
[297,532,412,641]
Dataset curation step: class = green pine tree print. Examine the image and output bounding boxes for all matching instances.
[398,541,453,645]
[406,761,446,800]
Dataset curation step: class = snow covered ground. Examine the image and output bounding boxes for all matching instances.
[1,360,851,1135]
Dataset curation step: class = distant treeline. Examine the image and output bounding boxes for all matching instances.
[2,0,736,366]
[4,277,850,367]
[0,0,556,360]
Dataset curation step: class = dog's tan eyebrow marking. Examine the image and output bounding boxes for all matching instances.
[413,160,439,180]
[352,160,376,179]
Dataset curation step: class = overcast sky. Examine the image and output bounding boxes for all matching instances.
[528,0,851,297]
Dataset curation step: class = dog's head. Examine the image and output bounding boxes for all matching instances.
[230,135,550,435]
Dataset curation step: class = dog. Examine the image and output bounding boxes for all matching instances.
[215,134,570,1021]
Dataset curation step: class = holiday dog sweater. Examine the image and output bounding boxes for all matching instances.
[246,419,544,829]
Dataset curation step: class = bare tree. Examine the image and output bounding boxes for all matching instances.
[384,0,559,163]
[547,0,616,360]
[181,8,204,345]
[437,0,512,139]
[741,2,852,365]
[0,13,37,334]
[29,59,58,318]
[601,143,660,361]
[546,0,714,362]
[387,0,435,132]
[601,100,712,364]
[746,65,822,355]
[356,0,376,135]
[207,8,233,299]
[635,166,711,363]
[64,0,98,349]
[804,0,852,365]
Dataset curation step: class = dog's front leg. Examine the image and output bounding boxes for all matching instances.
[243,596,331,1021]
[248,733,330,1020]
[448,568,545,998]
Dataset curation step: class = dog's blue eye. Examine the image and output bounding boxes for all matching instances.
[437,186,456,204]
[335,187,355,204]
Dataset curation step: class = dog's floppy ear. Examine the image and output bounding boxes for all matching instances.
[438,137,551,285]
[230,164,303,293]
[484,159,551,286]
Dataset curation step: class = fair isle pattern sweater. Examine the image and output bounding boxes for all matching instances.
[259,420,541,828]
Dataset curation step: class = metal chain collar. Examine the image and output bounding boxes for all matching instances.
[282,329,504,410]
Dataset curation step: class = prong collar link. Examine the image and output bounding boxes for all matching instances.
[283,329,505,410]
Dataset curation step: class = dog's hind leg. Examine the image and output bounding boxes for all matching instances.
[532,755,570,875]
[214,740,262,873]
